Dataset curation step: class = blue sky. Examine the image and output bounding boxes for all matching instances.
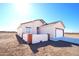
[0,3,79,32]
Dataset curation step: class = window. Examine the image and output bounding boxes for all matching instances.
[26,27,31,33]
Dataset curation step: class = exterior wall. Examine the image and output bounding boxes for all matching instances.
[17,27,23,37]
[23,34,28,42]
[53,22,64,29]
[23,34,48,44]
[39,25,55,39]
[32,34,48,44]
[39,22,64,39]
[17,21,44,37]
[23,27,37,34]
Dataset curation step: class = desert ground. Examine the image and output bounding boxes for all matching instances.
[0,31,79,56]
[64,33,79,38]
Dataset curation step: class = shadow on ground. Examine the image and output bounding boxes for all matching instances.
[29,40,78,53]
[16,34,27,44]
[16,35,79,53]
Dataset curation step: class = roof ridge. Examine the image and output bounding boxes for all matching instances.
[17,19,47,29]
[21,19,46,25]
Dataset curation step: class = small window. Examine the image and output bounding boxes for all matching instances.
[26,27,31,33]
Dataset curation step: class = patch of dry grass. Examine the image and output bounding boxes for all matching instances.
[64,33,79,38]
[0,32,79,56]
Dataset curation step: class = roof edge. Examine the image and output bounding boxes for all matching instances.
[17,19,47,29]
[21,19,47,25]
[40,20,65,28]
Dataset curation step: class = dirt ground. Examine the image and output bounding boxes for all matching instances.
[0,32,79,56]
[64,33,79,38]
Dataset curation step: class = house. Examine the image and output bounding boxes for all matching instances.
[17,19,65,44]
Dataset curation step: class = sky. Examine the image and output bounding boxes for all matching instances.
[0,3,79,32]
